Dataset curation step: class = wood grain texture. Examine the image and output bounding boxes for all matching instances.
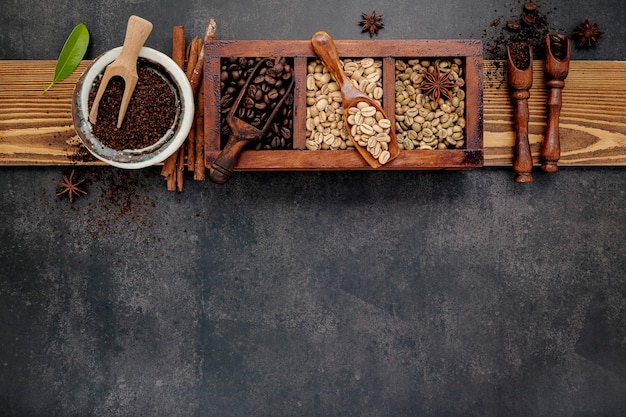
[0,60,99,165]
[484,60,626,166]
[1,59,625,166]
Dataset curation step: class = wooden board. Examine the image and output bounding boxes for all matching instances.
[1,59,625,166]
[484,60,626,166]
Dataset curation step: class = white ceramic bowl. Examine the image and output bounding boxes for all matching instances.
[72,46,194,169]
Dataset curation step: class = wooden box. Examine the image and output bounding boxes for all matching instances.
[203,39,483,170]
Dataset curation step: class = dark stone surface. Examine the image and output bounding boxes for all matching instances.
[1,1,625,416]
[2,0,624,61]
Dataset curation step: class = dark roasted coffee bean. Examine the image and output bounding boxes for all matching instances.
[281,127,292,139]
[247,84,258,98]
[219,56,294,149]
[243,96,255,109]
[220,94,233,107]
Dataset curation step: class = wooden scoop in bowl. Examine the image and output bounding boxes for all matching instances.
[89,15,153,128]
[311,31,399,168]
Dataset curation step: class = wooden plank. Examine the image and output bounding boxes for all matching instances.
[0,61,99,165]
[484,60,626,166]
[1,59,625,167]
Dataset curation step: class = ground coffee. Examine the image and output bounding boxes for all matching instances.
[89,59,177,150]
[508,42,531,69]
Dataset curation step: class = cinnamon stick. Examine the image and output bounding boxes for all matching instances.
[190,19,217,96]
[185,36,200,81]
[176,142,185,192]
[191,19,217,180]
[171,26,185,69]
[161,25,186,191]
[162,19,218,190]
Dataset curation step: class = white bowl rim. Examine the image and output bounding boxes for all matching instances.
[73,46,194,169]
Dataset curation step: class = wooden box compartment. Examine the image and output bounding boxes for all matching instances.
[203,39,483,170]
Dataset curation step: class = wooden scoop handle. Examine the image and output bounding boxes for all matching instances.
[88,15,153,127]
[208,133,249,184]
[512,91,533,182]
[542,34,570,173]
[115,15,153,71]
[311,31,351,89]
[114,16,153,128]
[507,43,534,183]
[542,85,563,173]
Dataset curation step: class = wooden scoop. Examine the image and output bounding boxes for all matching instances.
[507,42,534,183]
[88,15,153,128]
[209,59,295,184]
[311,31,399,168]
[542,34,570,173]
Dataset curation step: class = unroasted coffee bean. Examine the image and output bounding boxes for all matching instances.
[394,58,466,150]
[346,102,393,164]
[305,57,383,151]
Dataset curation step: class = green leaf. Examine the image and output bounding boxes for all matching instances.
[43,23,90,94]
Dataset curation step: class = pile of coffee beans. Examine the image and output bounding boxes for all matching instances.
[219,57,294,149]
[394,58,466,150]
[305,58,383,151]
[346,102,392,164]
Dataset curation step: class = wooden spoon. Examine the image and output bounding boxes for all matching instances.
[507,42,534,183]
[88,15,153,128]
[311,31,399,168]
[542,34,570,173]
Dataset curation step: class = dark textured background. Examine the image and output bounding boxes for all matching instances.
[1,1,625,416]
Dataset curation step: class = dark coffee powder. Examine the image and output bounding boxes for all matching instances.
[509,42,531,69]
[89,60,177,150]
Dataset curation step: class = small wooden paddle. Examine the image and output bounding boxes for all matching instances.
[89,15,153,128]
[542,34,570,173]
[507,42,534,183]
[311,31,399,168]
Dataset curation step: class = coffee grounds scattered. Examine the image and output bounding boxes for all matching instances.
[482,1,559,61]
[89,60,177,150]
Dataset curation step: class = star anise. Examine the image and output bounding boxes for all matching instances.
[360,10,384,37]
[572,19,603,48]
[420,66,457,103]
[55,169,87,203]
